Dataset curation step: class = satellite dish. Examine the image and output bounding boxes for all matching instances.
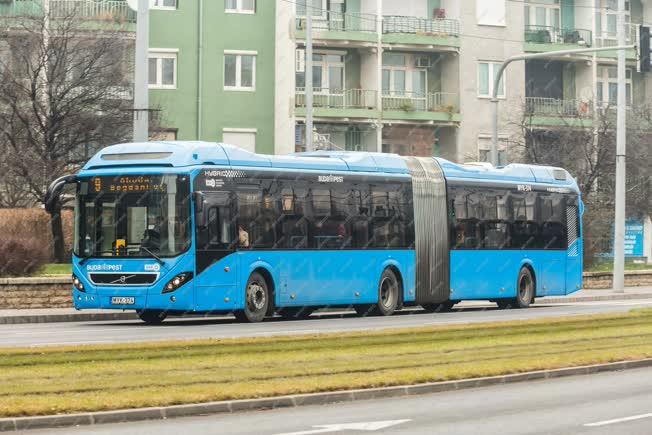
[127,0,153,11]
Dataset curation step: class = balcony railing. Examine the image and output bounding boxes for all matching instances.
[524,25,592,46]
[0,0,136,23]
[382,92,459,113]
[295,88,377,110]
[383,15,460,37]
[296,10,377,33]
[525,97,593,118]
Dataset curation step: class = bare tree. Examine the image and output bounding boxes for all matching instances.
[510,100,652,263]
[0,7,134,261]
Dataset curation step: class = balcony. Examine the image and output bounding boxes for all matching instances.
[295,10,378,45]
[524,97,593,127]
[524,25,592,53]
[0,0,136,24]
[295,88,379,119]
[382,92,460,122]
[382,15,460,48]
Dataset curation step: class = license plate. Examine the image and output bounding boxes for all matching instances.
[111,297,135,305]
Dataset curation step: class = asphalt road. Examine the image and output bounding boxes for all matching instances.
[22,366,652,434]
[2,299,652,347]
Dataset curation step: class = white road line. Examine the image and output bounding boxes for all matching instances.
[584,412,652,427]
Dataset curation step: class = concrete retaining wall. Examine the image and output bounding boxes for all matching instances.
[0,272,651,310]
[0,277,71,309]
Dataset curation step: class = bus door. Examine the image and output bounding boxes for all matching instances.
[194,191,238,311]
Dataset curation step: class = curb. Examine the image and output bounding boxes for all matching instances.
[537,292,652,304]
[0,312,137,325]
[1,358,651,432]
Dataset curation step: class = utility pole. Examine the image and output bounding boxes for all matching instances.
[304,0,314,152]
[133,0,149,142]
[612,0,627,292]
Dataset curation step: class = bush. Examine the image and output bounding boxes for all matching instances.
[0,236,49,277]
[0,208,73,262]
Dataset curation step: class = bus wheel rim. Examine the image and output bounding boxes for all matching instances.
[380,276,395,308]
[247,282,266,311]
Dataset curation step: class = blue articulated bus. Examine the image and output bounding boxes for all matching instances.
[45,141,583,323]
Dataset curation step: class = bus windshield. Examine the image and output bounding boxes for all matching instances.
[74,174,191,258]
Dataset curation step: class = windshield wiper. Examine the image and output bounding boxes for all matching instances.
[140,246,165,266]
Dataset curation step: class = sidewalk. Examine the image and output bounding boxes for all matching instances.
[1,287,651,325]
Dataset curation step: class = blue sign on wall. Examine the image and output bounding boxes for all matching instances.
[624,220,644,257]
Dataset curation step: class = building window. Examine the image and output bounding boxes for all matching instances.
[223,128,257,152]
[597,66,632,106]
[148,50,177,89]
[478,137,508,166]
[224,51,257,91]
[296,0,327,17]
[295,51,345,94]
[152,0,177,10]
[381,53,427,98]
[595,0,631,42]
[477,0,506,26]
[225,0,255,14]
[478,61,505,98]
[524,2,560,30]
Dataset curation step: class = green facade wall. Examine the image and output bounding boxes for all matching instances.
[149,2,276,154]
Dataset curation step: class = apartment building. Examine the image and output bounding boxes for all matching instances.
[146,0,652,163]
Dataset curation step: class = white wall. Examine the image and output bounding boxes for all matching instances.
[383,0,427,17]
[274,0,296,155]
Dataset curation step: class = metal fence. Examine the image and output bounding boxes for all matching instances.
[383,15,460,37]
[381,92,459,113]
[295,88,377,110]
[295,10,377,33]
[525,97,593,117]
[0,0,136,22]
[524,25,592,46]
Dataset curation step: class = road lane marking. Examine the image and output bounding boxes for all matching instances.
[584,412,652,427]
[275,419,411,435]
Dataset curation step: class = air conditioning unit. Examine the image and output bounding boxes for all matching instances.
[416,57,432,68]
[433,8,446,19]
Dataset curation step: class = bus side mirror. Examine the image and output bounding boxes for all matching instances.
[45,175,77,213]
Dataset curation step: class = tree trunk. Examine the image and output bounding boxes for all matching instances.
[49,203,66,263]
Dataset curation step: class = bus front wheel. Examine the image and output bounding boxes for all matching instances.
[235,272,270,323]
[137,310,167,325]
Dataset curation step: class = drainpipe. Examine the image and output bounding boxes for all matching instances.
[376,0,383,153]
[197,0,204,140]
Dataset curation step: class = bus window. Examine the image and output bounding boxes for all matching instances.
[539,194,566,249]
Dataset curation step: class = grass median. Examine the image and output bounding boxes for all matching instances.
[2,309,652,418]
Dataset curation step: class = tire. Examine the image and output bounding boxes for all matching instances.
[234,272,270,323]
[277,306,314,320]
[353,304,373,317]
[496,268,535,310]
[374,268,400,316]
[137,310,166,325]
[422,300,457,313]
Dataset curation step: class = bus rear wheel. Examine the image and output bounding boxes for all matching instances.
[375,268,401,316]
[497,268,535,309]
[137,310,167,325]
[235,272,270,323]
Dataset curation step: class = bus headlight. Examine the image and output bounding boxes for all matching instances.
[72,274,85,292]
[162,272,193,294]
